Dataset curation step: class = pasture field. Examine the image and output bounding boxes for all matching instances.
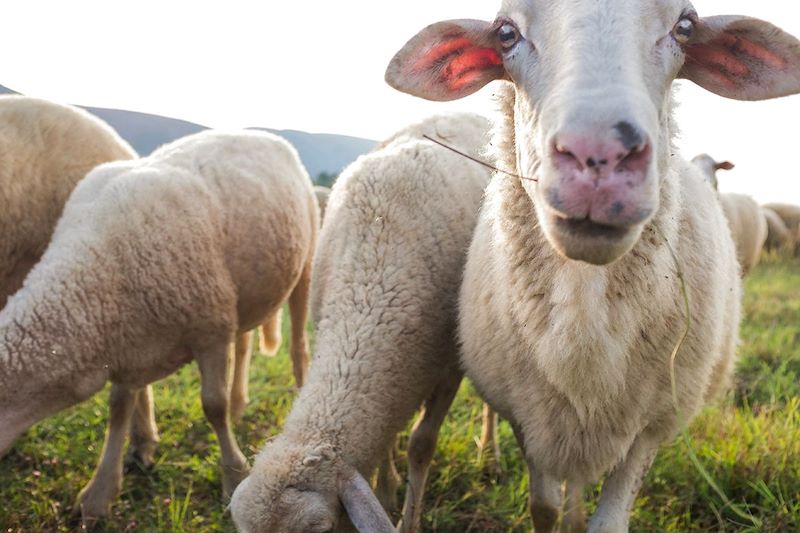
[1,255,799,532]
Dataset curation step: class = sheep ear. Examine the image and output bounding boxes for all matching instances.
[337,465,396,533]
[386,19,505,101]
[715,161,735,171]
[680,16,800,100]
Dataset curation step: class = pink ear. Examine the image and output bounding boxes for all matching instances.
[680,16,800,101]
[386,19,505,102]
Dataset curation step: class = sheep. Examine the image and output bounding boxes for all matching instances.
[691,154,768,276]
[719,194,768,275]
[762,206,794,253]
[386,3,799,531]
[0,95,136,309]
[690,153,733,191]
[0,129,318,522]
[231,184,334,423]
[762,202,800,255]
[230,112,493,533]
[315,185,332,220]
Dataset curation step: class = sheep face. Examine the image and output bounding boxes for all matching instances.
[386,0,800,265]
[230,440,341,533]
[231,438,395,533]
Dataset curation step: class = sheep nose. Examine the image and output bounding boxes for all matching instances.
[545,122,654,227]
[552,121,651,179]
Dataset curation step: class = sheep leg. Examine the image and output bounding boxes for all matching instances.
[230,331,254,423]
[374,443,401,514]
[75,384,137,521]
[562,480,587,533]
[587,436,658,533]
[259,309,282,356]
[478,403,501,474]
[512,423,560,533]
[287,261,311,388]
[398,370,462,533]
[125,385,160,470]
[196,341,249,498]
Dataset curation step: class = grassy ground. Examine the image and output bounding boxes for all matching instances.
[1,255,799,532]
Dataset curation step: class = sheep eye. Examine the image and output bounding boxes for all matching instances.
[672,17,694,45]
[497,23,520,50]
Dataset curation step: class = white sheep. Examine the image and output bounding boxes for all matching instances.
[0,129,317,522]
[691,154,768,276]
[762,206,794,253]
[0,95,136,308]
[229,184,333,425]
[762,202,800,255]
[387,3,799,531]
[314,185,332,220]
[230,112,493,533]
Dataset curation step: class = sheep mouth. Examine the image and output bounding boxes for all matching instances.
[554,217,631,241]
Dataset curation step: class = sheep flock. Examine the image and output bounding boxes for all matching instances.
[2,2,800,532]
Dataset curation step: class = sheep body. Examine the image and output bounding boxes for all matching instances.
[0,95,136,307]
[763,202,800,254]
[230,112,492,533]
[0,130,317,519]
[762,206,794,252]
[718,193,768,275]
[691,153,767,275]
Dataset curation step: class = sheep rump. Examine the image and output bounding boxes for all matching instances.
[0,95,136,308]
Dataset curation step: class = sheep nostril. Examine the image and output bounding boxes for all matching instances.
[616,143,652,174]
[553,143,583,171]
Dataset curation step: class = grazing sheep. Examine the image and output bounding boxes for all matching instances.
[763,202,800,255]
[719,194,768,276]
[0,130,317,521]
[0,95,136,309]
[315,185,332,220]
[762,206,794,253]
[387,2,799,531]
[230,112,492,533]
[691,154,768,275]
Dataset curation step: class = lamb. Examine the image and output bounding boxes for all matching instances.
[386,3,799,531]
[0,95,136,309]
[691,154,768,276]
[0,130,317,521]
[762,202,800,255]
[762,206,794,253]
[230,112,493,533]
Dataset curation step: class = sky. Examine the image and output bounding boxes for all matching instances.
[1,0,798,203]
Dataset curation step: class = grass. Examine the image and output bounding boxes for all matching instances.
[2,255,800,532]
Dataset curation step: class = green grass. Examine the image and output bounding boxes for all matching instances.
[2,256,800,532]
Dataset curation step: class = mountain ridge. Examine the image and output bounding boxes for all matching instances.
[0,84,376,179]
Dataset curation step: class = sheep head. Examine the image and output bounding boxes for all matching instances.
[386,0,800,265]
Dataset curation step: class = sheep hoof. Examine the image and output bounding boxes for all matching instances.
[72,489,112,527]
[124,441,157,473]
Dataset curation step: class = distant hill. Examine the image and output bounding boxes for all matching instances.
[0,84,376,180]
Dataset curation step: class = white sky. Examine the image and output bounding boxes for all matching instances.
[1,1,798,203]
